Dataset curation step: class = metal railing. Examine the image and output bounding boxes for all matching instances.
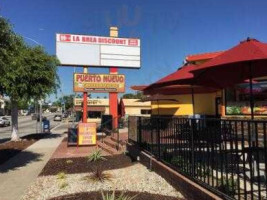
[128,116,267,200]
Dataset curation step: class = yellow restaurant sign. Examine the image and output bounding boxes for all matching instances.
[73,73,125,93]
[78,122,96,146]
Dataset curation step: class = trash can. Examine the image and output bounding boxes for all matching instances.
[42,119,50,133]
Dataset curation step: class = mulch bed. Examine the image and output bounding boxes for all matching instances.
[40,154,133,176]
[49,191,182,200]
[0,133,50,165]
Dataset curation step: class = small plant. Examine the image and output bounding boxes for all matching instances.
[57,172,66,180]
[87,149,107,162]
[89,168,112,182]
[66,159,73,164]
[171,156,188,167]
[59,181,68,189]
[216,176,237,196]
[101,191,137,200]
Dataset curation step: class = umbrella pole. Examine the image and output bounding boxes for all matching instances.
[191,86,195,115]
[249,63,254,120]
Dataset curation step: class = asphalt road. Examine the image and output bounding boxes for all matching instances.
[0,113,63,142]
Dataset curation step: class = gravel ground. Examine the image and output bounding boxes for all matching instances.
[21,162,184,200]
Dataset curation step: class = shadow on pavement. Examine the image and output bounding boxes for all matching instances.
[0,150,43,173]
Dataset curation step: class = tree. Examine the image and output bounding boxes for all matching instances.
[0,17,59,140]
[122,91,145,99]
[53,94,74,111]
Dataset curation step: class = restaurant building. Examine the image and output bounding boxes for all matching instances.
[134,50,267,119]
[74,98,151,125]
[120,98,151,117]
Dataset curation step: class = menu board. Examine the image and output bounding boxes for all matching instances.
[78,123,97,146]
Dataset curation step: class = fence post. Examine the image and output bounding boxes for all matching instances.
[191,118,195,176]
[138,116,142,145]
[157,117,161,159]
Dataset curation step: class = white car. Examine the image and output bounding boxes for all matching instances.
[0,117,11,127]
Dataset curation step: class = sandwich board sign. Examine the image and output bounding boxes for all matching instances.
[78,123,96,146]
[56,33,141,68]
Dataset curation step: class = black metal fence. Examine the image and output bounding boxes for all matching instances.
[128,116,267,200]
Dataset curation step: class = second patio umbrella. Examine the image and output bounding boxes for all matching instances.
[191,38,267,119]
[144,64,217,115]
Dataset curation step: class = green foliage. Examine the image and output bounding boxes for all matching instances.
[87,149,107,162]
[57,172,66,180]
[122,92,144,99]
[101,191,137,200]
[53,94,74,110]
[171,156,189,167]
[66,159,73,164]
[88,168,112,183]
[59,181,68,189]
[217,176,237,196]
[0,16,59,102]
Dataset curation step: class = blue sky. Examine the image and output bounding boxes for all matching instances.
[1,0,267,102]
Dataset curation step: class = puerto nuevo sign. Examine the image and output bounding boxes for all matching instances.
[73,73,125,93]
[56,33,141,68]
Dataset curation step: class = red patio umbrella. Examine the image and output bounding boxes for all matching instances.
[143,84,217,95]
[145,64,197,89]
[143,64,218,115]
[191,38,267,119]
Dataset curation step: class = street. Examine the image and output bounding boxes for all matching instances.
[0,113,63,142]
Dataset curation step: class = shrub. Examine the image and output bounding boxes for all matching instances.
[59,181,68,189]
[217,176,237,196]
[57,172,66,180]
[89,168,112,183]
[66,159,73,164]
[101,191,137,200]
[87,149,107,162]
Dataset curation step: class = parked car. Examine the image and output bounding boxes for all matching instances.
[54,115,62,121]
[0,117,11,127]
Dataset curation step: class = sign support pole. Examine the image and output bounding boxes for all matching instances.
[83,67,88,123]
[109,27,119,130]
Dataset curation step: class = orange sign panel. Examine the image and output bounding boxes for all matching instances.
[78,123,96,146]
[73,73,125,93]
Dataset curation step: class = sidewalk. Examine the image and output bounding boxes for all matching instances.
[0,124,66,200]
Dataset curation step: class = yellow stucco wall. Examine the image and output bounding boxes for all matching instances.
[151,93,217,116]
[125,106,151,115]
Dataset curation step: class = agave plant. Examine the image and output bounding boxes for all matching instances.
[101,191,137,200]
[89,168,112,183]
[87,149,107,162]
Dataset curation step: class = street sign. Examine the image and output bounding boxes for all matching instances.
[56,33,141,68]
[73,73,125,93]
[78,123,96,146]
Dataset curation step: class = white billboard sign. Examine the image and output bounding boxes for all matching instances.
[56,33,141,68]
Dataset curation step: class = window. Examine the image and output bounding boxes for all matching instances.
[141,109,151,115]
[225,79,267,115]
[88,111,102,118]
